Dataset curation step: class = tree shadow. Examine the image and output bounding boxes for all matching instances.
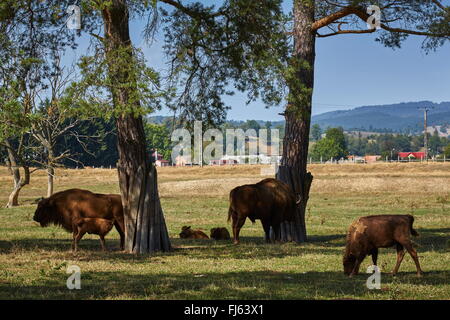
[415,228,449,253]
[308,234,346,247]
[1,226,446,264]
[0,238,123,254]
[0,236,342,263]
[1,269,448,300]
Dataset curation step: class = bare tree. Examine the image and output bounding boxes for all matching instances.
[30,56,89,197]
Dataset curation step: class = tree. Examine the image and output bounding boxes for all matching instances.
[30,58,92,197]
[310,137,345,162]
[310,127,347,161]
[64,0,287,253]
[243,120,261,131]
[145,122,172,162]
[310,124,322,141]
[0,2,97,201]
[57,118,118,168]
[429,129,443,156]
[276,0,450,242]
[0,1,57,207]
[444,143,450,158]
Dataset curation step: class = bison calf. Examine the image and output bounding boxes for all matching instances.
[179,226,209,239]
[343,215,423,277]
[210,227,231,240]
[73,218,114,252]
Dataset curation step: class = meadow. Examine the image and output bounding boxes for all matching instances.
[0,163,448,300]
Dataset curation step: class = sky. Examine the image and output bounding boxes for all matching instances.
[65,1,450,122]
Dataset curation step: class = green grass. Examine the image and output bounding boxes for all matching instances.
[0,164,449,300]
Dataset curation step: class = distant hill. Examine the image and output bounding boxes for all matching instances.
[312,101,450,133]
[148,101,450,135]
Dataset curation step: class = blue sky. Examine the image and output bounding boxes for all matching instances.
[67,1,450,122]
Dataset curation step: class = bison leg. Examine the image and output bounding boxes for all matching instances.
[370,248,379,266]
[349,255,365,277]
[402,241,423,277]
[232,216,246,245]
[114,220,125,251]
[272,224,281,243]
[99,235,107,251]
[392,244,405,276]
[261,220,271,243]
[73,230,85,252]
[72,231,77,251]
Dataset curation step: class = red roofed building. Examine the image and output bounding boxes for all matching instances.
[152,150,170,167]
[398,152,426,160]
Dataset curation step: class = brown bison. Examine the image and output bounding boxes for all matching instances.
[210,227,231,240]
[33,189,125,251]
[228,178,296,244]
[179,226,209,239]
[343,215,423,277]
[73,218,115,251]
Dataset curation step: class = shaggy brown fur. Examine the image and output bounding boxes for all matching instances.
[210,227,231,240]
[228,178,296,244]
[73,218,115,251]
[343,214,422,277]
[179,226,209,239]
[33,189,125,251]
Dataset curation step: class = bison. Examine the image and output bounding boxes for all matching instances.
[33,189,125,251]
[343,214,423,277]
[179,226,210,239]
[210,227,231,240]
[228,178,297,244]
[73,218,115,251]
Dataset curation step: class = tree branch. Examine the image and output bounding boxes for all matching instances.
[159,0,225,19]
[313,6,450,38]
[431,0,447,12]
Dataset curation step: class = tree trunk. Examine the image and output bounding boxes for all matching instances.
[102,0,171,253]
[5,140,30,208]
[276,0,316,243]
[47,166,54,198]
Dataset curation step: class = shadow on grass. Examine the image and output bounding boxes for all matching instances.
[0,238,123,254]
[307,234,346,246]
[0,269,448,300]
[1,225,447,262]
[0,236,343,262]
[415,228,450,253]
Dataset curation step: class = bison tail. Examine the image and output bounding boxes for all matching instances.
[408,215,419,237]
[227,207,233,223]
[227,189,236,223]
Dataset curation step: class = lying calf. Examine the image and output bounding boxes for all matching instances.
[72,217,115,251]
[343,214,423,277]
[210,227,231,240]
[179,226,209,239]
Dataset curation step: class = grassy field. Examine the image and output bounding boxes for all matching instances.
[0,163,449,300]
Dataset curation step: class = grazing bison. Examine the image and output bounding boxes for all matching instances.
[179,226,210,239]
[228,178,296,244]
[210,227,231,240]
[73,218,115,251]
[33,189,125,251]
[343,215,423,277]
